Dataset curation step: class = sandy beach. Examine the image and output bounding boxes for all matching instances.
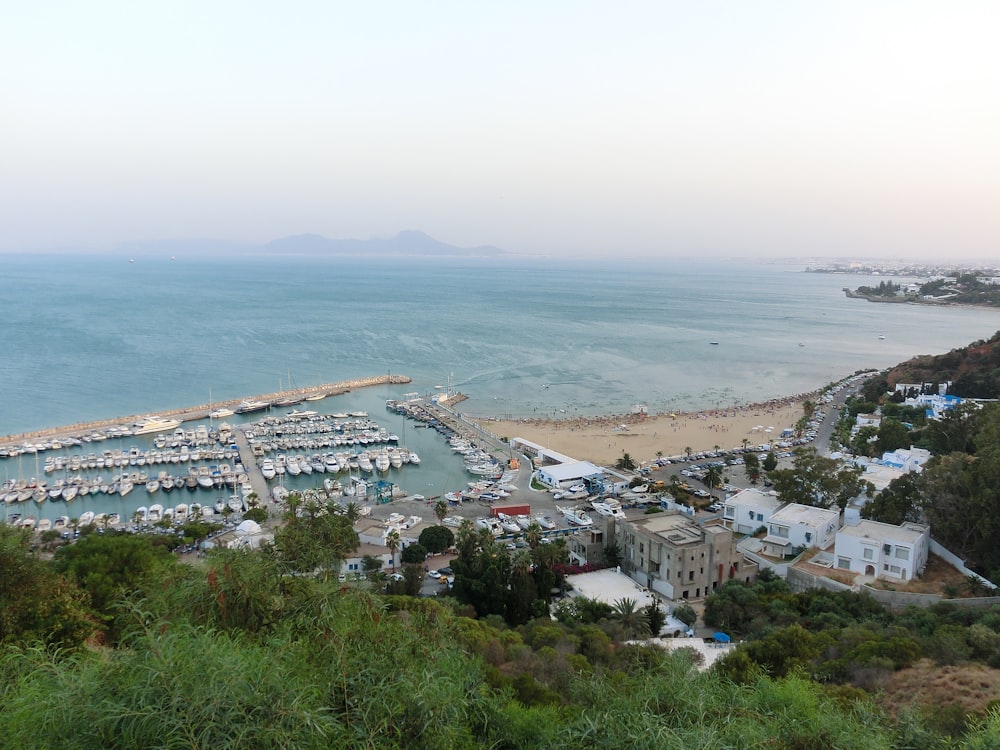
[468,397,809,467]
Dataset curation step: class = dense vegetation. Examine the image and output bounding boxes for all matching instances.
[874,331,1000,400]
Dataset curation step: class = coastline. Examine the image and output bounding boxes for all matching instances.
[467,393,814,467]
[0,374,411,447]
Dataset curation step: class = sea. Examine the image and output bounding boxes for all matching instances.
[2,252,998,524]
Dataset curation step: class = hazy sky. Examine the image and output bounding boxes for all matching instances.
[3,2,998,259]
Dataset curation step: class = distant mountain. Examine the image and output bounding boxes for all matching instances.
[885,331,1000,399]
[263,230,506,257]
[104,231,506,258]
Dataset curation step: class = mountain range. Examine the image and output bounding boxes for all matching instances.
[111,231,506,258]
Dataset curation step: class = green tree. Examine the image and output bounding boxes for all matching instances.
[400,542,427,565]
[0,525,93,649]
[916,452,999,573]
[361,554,383,578]
[385,529,401,572]
[850,425,879,457]
[418,524,455,554]
[524,521,543,550]
[705,466,723,499]
[54,531,175,622]
[611,597,651,639]
[243,506,268,524]
[862,472,921,525]
[762,450,778,472]
[743,452,761,484]
[451,529,512,618]
[616,453,637,471]
[769,447,872,509]
[506,550,538,626]
[875,419,911,455]
[673,603,697,629]
[433,499,448,524]
[603,540,623,568]
[272,506,360,579]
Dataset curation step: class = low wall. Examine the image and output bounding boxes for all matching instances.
[788,567,853,595]
[863,586,1000,612]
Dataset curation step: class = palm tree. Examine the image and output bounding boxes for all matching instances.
[705,466,723,499]
[433,499,448,525]
[342,502,361,524]
[612,597,651,639]
[524,521,543,550]
[685,446,692,459]
[615,453,637,471]
[741,437,750,451]
[385,529,401,572]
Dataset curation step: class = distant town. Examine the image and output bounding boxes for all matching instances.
[805,263,1000,308]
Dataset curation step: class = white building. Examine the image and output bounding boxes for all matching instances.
[880,447,931,472]
[834,520,930,582]
[722,487,783,535]
[905,393,963,420]
[536,460,604,489]
[855,413,881,429]
[761,503,841,559]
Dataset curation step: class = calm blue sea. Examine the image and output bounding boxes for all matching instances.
[2,251,998,522]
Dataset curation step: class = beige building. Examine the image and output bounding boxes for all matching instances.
[611,512,757,601]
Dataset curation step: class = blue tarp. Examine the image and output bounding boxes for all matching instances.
[713,632,731,643]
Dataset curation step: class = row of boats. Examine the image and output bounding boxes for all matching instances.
[3,462,253,506]
[245,415,404,454]
[469,512,559,536]
[42,444,242,474]
[6,510,122,532]
[257,445,421,480]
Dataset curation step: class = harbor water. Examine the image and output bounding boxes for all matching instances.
[2,252,998,523]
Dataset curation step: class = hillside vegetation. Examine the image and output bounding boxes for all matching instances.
[875,331,1000,400]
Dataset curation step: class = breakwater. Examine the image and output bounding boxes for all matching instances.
[0,374,412,446]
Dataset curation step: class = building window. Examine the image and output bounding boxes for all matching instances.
[770,525,789,539]
[639,543,644,554]
[895,547,910,561]
[837,557,851,569]
[863,547,874,561]
[688,571,694,581]
[804,532,812,543]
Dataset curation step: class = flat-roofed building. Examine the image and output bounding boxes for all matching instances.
[611,512,757,601]
[834,519,929,582]
[762,503,841,559]
[722,487,783,535]
[536,460,604,489]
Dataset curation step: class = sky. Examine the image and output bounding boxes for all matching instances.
[2,2,999,259]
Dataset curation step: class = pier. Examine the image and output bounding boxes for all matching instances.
[0,374,412,448]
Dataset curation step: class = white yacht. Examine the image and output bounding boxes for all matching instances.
[133,417,184,436]
[259,459,276,480]
[557,505,594,527]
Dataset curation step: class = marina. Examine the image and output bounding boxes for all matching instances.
[0,379,528,532]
